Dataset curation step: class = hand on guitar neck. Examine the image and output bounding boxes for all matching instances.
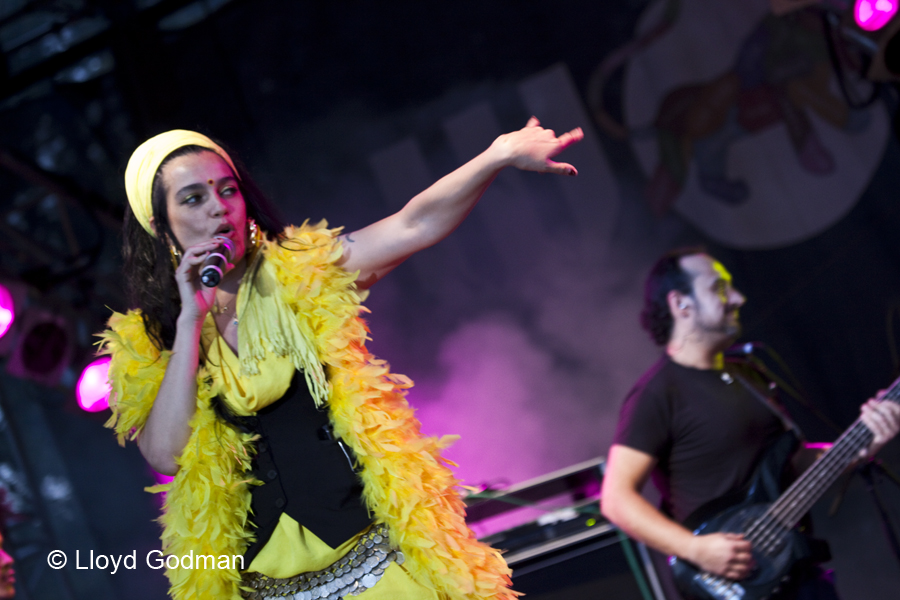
[687,392,900,583]
[858,392,900,458]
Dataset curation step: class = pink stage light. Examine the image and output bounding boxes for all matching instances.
[855,0,899,31]
[153,472,174,486]
[76,357,112,412]
[0,284,14,340]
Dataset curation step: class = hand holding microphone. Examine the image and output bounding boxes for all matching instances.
[199,236,235,287]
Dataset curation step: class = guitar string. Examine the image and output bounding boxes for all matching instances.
[750,424,868,552]
[691,389,898,584]
[748,422,872,554]
[771,425,870,530]
[747,383,900,552]
[768,396,890,530]
[744,427,857,548]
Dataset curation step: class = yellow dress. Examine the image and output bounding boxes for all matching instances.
[202,314,438,599]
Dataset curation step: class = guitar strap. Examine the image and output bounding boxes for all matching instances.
[729,366,806,440]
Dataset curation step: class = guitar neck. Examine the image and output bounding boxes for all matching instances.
[763,381,900,531]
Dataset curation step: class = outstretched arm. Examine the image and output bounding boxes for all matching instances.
[338,117,583,288]
[601,444,755,580]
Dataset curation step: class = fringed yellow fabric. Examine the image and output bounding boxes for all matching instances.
[236,248,330,408]
[101,221,516,600]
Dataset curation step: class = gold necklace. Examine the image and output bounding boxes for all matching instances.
[213,294,239,325]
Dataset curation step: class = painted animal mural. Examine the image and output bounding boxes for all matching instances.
[592,3,871,217]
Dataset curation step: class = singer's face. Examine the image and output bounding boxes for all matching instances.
[160,151,248,265]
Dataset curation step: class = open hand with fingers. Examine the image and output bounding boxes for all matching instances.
[490,116,584,176]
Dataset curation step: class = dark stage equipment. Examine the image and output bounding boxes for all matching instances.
[466,458,668,600]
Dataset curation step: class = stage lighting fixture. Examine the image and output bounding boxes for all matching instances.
[0,285,13,340]
[851,4,900,80]
[855,0,899,31]
[5,309,72,386]
[769,1,900,81]
[76,357,111,413]
[0,280,27,357]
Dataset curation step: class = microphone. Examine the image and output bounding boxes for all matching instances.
[724,341,766,356]
[199,236,235,288]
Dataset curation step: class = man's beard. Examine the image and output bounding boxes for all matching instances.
[696,308,741,341]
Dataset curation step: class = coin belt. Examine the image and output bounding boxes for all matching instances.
[241,524,404,600]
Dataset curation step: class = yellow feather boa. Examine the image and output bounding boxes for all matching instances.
[101,222,516,600]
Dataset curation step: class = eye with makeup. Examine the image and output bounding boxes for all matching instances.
[181,193,203,206]
[714,280,728,303]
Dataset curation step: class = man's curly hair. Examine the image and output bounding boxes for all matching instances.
[640,247,705,345]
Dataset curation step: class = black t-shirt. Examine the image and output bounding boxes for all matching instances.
[613,355,786,523]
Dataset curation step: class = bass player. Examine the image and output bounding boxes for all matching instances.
[601,248,900,599]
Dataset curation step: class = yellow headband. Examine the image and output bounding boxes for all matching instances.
[124,130,240,237]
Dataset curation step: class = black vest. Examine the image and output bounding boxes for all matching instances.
[219,372,372,565]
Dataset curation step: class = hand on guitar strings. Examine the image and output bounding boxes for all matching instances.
[688,532,754,580]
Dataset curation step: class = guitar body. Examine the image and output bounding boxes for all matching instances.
[669,432,813,600]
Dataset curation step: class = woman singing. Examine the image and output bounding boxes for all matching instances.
[101,120,582,600]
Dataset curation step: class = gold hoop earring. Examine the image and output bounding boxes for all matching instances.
[247,218,263,250]
[168,243,182,269]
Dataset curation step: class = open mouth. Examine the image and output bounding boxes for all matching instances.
[214,224,234,237]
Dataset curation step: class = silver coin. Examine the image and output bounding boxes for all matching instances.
[360,574,378,588]
[364,556,380,568]
[395,551,405,565]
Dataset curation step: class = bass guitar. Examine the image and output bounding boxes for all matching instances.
[669,384,899,600]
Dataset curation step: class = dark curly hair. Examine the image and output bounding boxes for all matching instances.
[122,142,285,351]
[640,247,706,346]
